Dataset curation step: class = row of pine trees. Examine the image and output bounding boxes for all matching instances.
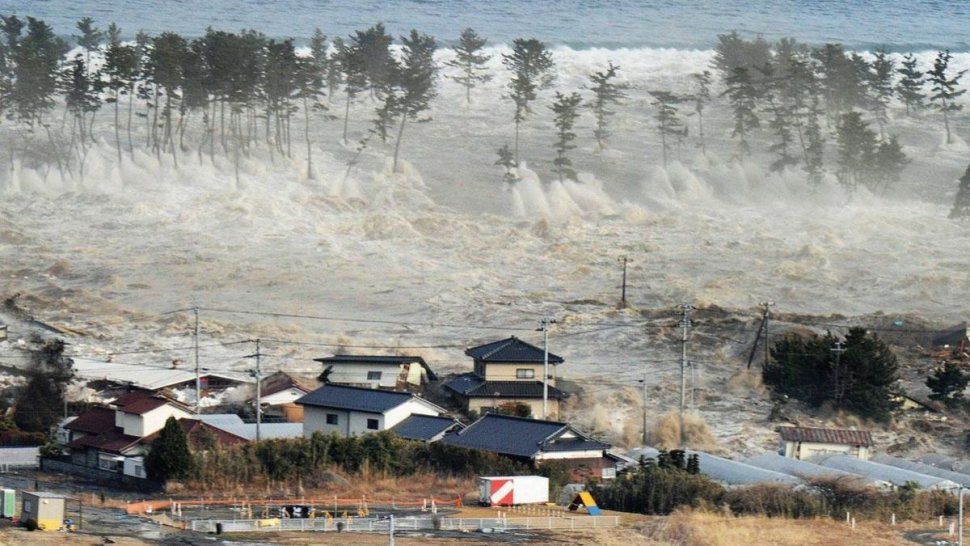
[0,17,967,200]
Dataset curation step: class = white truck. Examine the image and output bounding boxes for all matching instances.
[478,476,549,506]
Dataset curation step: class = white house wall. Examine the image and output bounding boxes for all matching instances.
[121,405,192,437]
[783,440,869,461]
[303,407,351,437]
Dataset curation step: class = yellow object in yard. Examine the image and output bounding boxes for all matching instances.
[568,491,602,516]
[37,518,61,530]
[257,518,281,527]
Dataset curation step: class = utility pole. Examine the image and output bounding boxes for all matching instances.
[639,375,648,446]
[194,307,201,414]
[618,256,629,309]
[679,304,693,447]
[538,318,556,420]
[246,339,263,442]
[761,301,774,370]
[831,339,846,408]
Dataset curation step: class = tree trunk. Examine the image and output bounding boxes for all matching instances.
[392,113,407,173]
[127,84,135,160]
[303,95,313,180]
[343,92,351,142]
[514,118,520,166]
[114,89,122,163]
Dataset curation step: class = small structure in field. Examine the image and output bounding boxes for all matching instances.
[20,491,65,531]
[478,475,549,506]
[778,426,873,461]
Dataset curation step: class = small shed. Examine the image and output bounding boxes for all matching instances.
[777,426,873,461]
[21,491,65,530]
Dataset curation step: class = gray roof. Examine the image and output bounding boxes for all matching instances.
[314,354,436,380]
[919,454,970,473]
[441,413,608,458]
[744,453,890,487]
[689,450,802,486]
[296,384,421,413]
[197,414,246,427]
[444,373,567,399]
[871,455,970,488]
[811,454,960,490]
[391,415,464,442]
[465,337,564,364]
[196,414,303,440]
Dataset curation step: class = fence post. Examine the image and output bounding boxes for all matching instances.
[891,513,895,526]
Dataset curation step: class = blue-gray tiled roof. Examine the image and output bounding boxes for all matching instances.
[444,373,567,400]
[465,337,564,364]
[296,384,415,413]
[391,415,464,441]
[441,413,609,458]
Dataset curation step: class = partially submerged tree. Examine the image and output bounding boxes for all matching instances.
[445,28,492,104]
[102,26,139,161]
[649,90,685,168]
[688,71,713,153]
[835,111,877,192]
[495,143,518,185]
[503,38,555,164]
[389,30,438,173]
[927,49,967,145]
[950,164,970,219]
[868,49,895,137]
[13,337,74,434]
[896,53,925,117]
[336,38,367,142]
[720,67,759,157]
[587,61,629,150]
[549,90,582,183]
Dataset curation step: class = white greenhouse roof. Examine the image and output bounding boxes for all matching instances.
[871,455,970,488]
[919,454,970,474]
[744,453,891,488]
[811,454,960,490]
[72,358,252,391]
[196,414,302,441]
[625,447,800,486]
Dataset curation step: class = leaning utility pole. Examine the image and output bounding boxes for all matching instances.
[761,301,774,370]
[679,304,693,447]
[194,307,201,414]
[831,339,847,407]
[618,256,629,309]
[539,318,556,420]
[246,338,263,442]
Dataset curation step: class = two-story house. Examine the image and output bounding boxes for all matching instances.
[296,384,445,438]
[444,336,567,419]
[313,355,436,391]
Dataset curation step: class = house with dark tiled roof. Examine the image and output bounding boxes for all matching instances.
[390,414,464,442]
[255,371,321,422]
[444,336,567,419]
[296,384,446,438]
[314,355,436,391]
[778,426,874,461]
[441,413,620,480]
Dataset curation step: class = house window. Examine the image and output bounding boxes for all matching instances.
[366,418,379,430]
[516,369,535,379]
[326,413,339,425]
[601,467,617,479]
[367,371,382,381]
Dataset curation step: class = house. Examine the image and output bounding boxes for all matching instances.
[390,414,464,442]
[314,355,436,391]
[441,413,620,480]
[778,426,873,461]
[257,371,320,422]
[933,322,969,353]
[296,384,445,438]
[444,336,567,419]
[142,417,250,448]
[62,391,192,472]
[71,358,251,405]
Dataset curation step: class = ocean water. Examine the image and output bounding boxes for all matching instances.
[0,0,967,51]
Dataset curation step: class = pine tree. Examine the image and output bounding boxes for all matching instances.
[720,67,760,157]
[62,54,100,150]
[336,38,367,142]
[325,37,344,99]
[760,63,798,172]
[803,92,826,186]
[390,30,437,173]
[927,49,967,145]
[868,49,895,138]
[549,91,582,183]
[300,31,330,179]
[949,164,970,219]
[503,38,555,164]
[712,31,772,82]
[145,416,193,482]
[587,61,629,150]
[896,53,925,117]
[835,111,877,192]
[689,71,713,153]
[353,23,395,98]
[812,44,863,120]
[74,17,103,75]
[870,135,908,194]
[13,338,74,434]
[495,143,518,184]
[10,17,66,126]
[649,90,685,168]
[445,28,492,105]
[103,29,138,162]
[926,361,969,406]
[147,32,189,163]
[106,22,121,45]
